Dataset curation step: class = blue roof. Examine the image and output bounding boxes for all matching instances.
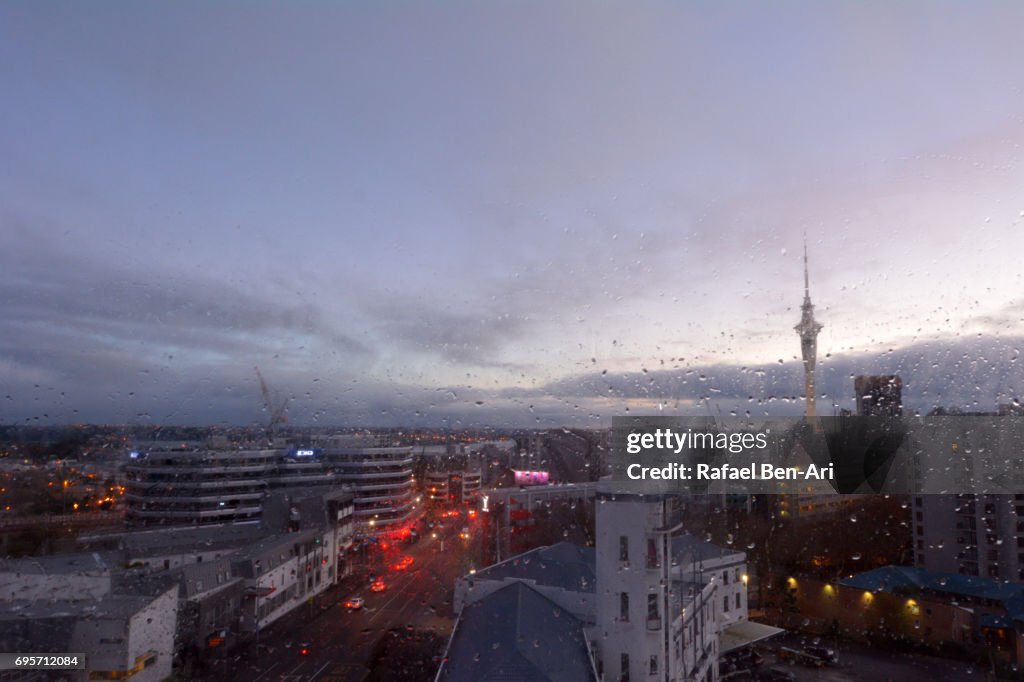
[840,566,1024,603]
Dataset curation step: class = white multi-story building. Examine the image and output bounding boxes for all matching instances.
[595,487,746,682]
[442,484,762,682]
[233,528,333,631]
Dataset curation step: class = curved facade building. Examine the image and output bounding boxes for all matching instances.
[327,446,416,533]
[125,447,277,527]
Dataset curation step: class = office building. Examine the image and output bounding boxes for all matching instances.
[323,436,416,535]
[854,375,903,417]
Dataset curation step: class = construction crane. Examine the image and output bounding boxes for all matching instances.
[255,366,289,441]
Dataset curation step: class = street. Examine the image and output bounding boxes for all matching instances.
[214,520,475,682]
[750,633,988,682]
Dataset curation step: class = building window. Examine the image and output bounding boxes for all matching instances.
[647,593,660,629]
[649,655,658,675]
[723,570,729,585]
[736,592,741,609]
[723,595,730,612]
[646,538,658,568]
[620,536,629,563]
[620,592,630,621]
[620,653,630,682]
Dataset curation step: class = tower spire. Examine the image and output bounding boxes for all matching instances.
[795,240,823,418]
[803,240,810,299]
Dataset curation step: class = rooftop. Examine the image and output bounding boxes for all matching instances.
[469,542,596,593]
[122,523,266,558]
[839,565,1024,603]
[671,533,745,566]
[439,581,596,682]
[0,551,120,576]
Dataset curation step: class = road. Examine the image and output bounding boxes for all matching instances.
[215,519,475,682]
[745,633,986,682]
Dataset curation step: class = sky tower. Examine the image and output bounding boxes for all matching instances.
[795,243,823,418]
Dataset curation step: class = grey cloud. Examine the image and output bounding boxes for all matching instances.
[4,330,1023,427]
[1,232,370,368]
[965,299,1024,332]
[368,298,530,368]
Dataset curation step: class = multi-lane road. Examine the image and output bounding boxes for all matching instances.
[219,519,473,682]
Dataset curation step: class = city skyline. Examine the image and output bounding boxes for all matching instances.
[3,2,1024,427]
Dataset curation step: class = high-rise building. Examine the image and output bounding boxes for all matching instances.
[912,417,1024,581]
[854,375,903,417]
[795,243,823,418]
[913,493,1024,581]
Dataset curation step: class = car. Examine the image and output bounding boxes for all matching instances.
[400,555,414,568]
[759,666,796,682]
[344,597,365,610]
[804,645,838,664]
[459,527,470,539]
[371,579,386,592]
[299,642,311,656]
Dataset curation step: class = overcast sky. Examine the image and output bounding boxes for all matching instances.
[3,2,1024,428]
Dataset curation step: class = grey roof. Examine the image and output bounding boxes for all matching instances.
[0,613,76,652]
[112,570,179,598]
[440,582,596,682]
[231,529,320,577]
[671,533,744,566]
[122,523,266,558]
[178,558,241,599]
[0,588,172,654]
[0,593,154,622]
[470,542,596,593]
[0,551,120,575]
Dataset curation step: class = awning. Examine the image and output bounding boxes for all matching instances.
[719,620,786,654]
